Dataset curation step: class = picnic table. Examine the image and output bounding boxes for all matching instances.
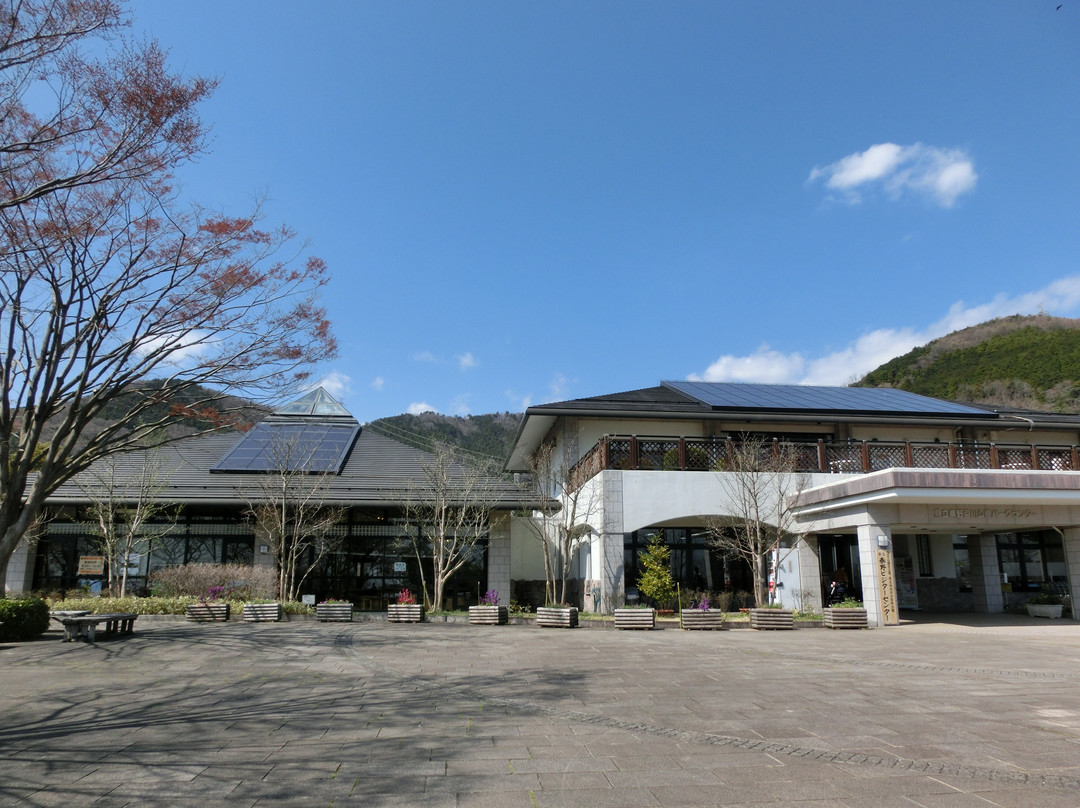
[51,611,138,642]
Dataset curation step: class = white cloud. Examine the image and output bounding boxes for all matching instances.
[505,390,532,411]
[133,329,209,366]
[548,372,570,400]
[457,352,477,370]
[691,275,1080,387]
[407,402,437,415]
[689,347,807,385]
[809,142,977,207]
[311,370,351,399]
[371,376,385,391]
[412,351,436,363]
[451,394,472,415]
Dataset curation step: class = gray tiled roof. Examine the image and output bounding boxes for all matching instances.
[49,428,527,508]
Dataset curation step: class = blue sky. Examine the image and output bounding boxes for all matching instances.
[130,1,1080,423]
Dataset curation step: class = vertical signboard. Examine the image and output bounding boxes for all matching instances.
[876,548,899,625]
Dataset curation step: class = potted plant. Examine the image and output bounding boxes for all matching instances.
[387,588,424,623]
[316,598,354,622]
[680,598,725,630]
[613,604,656,630]
[750,602,794,630]
[242,599,282,622]
[537,603,579,628]
[823,598,868,629]
[186,586,232,622]
[469,589,508,625]
[1026,592,1064,619]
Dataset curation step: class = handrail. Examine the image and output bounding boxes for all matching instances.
[568,435,1080,490]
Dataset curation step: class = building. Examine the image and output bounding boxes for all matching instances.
[504,380,1080,625]
[17,388,536,607]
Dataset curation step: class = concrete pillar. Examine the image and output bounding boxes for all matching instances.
[856,522,895,626]
[1061,527,1080,622]
[597,532,624,614]
[5,536,36,594]
[598,473,625,614]
[968,534,1004,613]
[487,515,512,606]
[796,535,823,611]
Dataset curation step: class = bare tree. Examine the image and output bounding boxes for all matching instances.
[78,449,179,597]
[521,440,597,606]
[705,435,807,607]
[244,437,345,602]
[0,1,337,593]
[401,443,504,611]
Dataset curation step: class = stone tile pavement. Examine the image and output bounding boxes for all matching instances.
[2,614,1080,806]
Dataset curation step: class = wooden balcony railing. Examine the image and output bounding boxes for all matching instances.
[568,435,1080,490]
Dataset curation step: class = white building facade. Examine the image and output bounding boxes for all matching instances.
[506,381,1080,625]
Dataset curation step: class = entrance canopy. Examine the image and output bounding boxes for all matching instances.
[791,468,1080,535]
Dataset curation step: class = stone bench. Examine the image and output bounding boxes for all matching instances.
[57,612,138,642]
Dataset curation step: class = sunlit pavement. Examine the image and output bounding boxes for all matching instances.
[3,613,1080,807]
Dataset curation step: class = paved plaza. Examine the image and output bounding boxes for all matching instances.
[3,615,1080,807]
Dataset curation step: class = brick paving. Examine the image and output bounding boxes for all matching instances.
[2,614,1080,806]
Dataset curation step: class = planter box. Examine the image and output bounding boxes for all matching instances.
[536,607,578,628]
[186,603,230,622]
[614,608,655,630]
[316,603,354,622]
[468,605,509,625]
[1026,603,1063,619]
[242,603,282,622]
[750,608,794,630]
[823,607,868,629]
[387,604,425,623]
[680,609,726,630]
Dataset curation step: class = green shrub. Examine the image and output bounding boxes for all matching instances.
[46,595,197,615]
[0,597,50,642]
[44,595,314,616]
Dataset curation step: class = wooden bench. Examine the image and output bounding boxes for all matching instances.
[57,612,138,642]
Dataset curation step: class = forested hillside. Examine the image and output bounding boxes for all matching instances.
[365,411,523,462]
[857,314,1080,412]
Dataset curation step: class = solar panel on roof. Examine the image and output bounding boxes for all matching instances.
[661,380,992,417]
[211,421,361,473]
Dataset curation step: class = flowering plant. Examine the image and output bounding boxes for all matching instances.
[319,598,350,605]
[697,598,710,611]
[480,589,499,606]
[200,585,233,604]
[396,588,417,605]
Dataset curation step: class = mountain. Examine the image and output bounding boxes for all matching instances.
[364,411,523,463]
[36,382,269,446]
[856,314,1080,412]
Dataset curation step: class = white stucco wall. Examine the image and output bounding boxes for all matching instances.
[509,515,547,580]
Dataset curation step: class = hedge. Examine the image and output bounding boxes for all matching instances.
[0,597,50,642]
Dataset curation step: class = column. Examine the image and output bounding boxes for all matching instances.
[487,515,512,606]
[598,472,625,614]
[796,535,823,611]
[1061,527,1080,622]
[5,536,36,594]
[968,534,1004,613]
[856,522,896,626]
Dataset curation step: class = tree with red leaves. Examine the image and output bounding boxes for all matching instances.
[0,1,337,593]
